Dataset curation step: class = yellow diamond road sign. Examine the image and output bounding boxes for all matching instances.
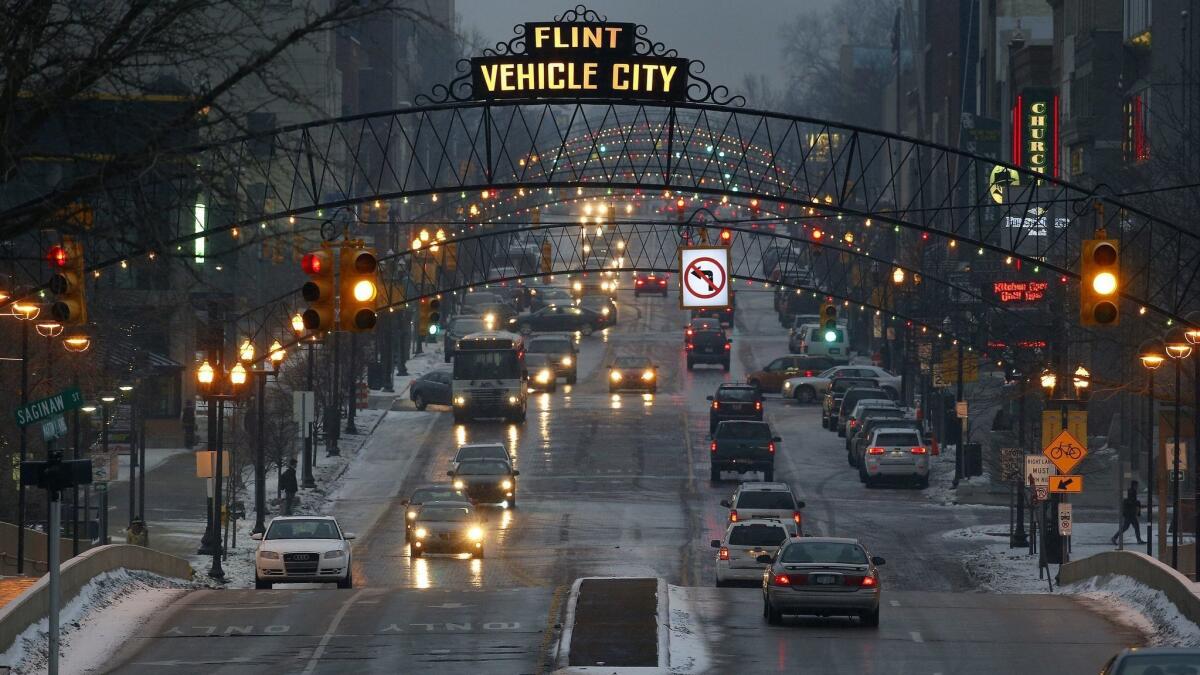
[1043,429,1087,475]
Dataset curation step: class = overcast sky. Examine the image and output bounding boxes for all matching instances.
[454,0,835,96]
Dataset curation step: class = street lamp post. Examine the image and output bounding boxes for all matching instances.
[13,301,40,573]
[1140,338,1166,558]
[292,315,317,489]
[251,340,286,535]
[63,333,90,555]
[1183,312,1200,577]
[1163,327,1192,570]
[99,392,116,545]
[195,359,247,580]
[118,382,136,530]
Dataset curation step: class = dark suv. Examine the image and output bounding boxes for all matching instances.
[822,377,881,429]
[835,387,893,437]
[686,319,731,371]
[710,420,780,482]
[707,384,763,434]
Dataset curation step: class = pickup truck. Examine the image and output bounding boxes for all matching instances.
[686,319,731,371]
[710,420,780,482]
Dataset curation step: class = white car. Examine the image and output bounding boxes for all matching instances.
[782,365,902,403]
[252,516,355,589]
[720,482,805,534]
[710,519,793,586]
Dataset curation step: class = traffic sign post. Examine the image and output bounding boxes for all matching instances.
[678,247,730,309]
[1025,455,1054,502]
[1049,475,1084,493]
[1058,503,1073,535]
[1043,429,1087,474]
[14,386,83,428]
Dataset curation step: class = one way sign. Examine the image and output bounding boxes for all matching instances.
[1048,475,1083,493]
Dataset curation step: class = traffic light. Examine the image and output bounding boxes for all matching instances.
[301,249,335,330]
[719,228,732,246]
[339,244,378,331]
[676,197,686,217]
[47,237,86,325]
[819,298,838,342]
[1080,236,1119,326]
[419,296,442,336]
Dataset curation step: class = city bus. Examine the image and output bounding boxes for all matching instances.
[451,331,527,424]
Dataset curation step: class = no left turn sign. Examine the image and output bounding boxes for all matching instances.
[679,247,730,309]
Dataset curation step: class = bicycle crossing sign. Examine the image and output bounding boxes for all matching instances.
[1043,429,1087,474]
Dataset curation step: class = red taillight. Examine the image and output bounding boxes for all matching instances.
[712,401,720,410]
[659,280,667,286]
[754,401,762,411]
[867,446,885,455]
[861,574,878,588]
[710,441,717,453]
[772,573,791,586]
[768,442,776,454]
[718,547,729,560]
[804,370,814,377]
[636,280,644,286]
[910,446,927,455]
[686,329,694,336]
[849,419,858,429]
[686,343,694,351]
[729,509,738,522]
[724,342,731,351]
[792,511,801,524]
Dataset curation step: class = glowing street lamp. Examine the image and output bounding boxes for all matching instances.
[291,312,305,338]
[62,334,91,353]
[268,339,286,370]
[35,320,63,337]
[238,340,255,362]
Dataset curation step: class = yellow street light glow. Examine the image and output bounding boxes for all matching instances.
[420,229,430,242]
[62,335,91,353]
[412,238,422,250]
[353,279,378,302]
[291,313,305,336]
[239,340,255,362]
[892,268,905,284]
[269,339,286,366]
[197,360,215,385]
[230,362,248,386]
[436,228,446,241]
[1092,271,1117,295]
[12,302,40,320]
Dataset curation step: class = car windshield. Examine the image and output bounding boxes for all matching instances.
[718,422,771,439]
[527,339,571,354]
[457,446,507,462]
[875,432,922,446]
[735,492,795,509]
[265,519,341,540]
[451,319,487,334]
[420,507,472,522]
[718,388,759,402]
[817,367,841,377]
[410,488,465,503]
[1114,654,1200,673]
[453,350,522,380]
[781,542,868,564]
[613,357,650,368]
[728,524,789,546]
[457,460,511,475]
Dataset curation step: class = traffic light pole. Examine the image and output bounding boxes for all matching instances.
[328,332,341,456]
[71,373,81,556]
[345,332,358,434]
[17,319,28,574]
[252,369,267,535]
[302,341,316,488]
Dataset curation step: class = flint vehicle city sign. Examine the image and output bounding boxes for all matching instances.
[471,21,688,101]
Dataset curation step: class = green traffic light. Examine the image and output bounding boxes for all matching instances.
[824,329,837,343]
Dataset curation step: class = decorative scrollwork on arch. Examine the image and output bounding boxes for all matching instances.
[480,23,527,57]
[554,4,607,22]
[414,59,475,105]
[632,24,679,58]
[685,60,746,107]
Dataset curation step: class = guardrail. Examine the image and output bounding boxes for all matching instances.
[0,544,193,657]
[1059,550,1200,625]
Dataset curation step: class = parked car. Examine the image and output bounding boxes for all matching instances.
[761,537,885,626]
[843,401,900,447]
[634,272,670,297]
[710,420,780,482]
[410,369,452,410]
[820,377,882,426]
[253,516,355,589]
[711,519,792,587]
[784,365,901,403]
[850,417,923,469]
[835,387,893,437]
[745,355,835,394]
[708,384,764,434]
[517,305,605,335]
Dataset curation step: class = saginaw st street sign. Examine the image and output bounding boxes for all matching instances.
[470,13,689,101]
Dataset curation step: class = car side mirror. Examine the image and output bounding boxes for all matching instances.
[756,554,773,564]
[710,539,721,548]
[871,556,886,566]
[772,436,782,442]
[250,532,263,541]
[706,395,714,401]
[446,470,455,477]
[719,499,731,508]
[344,533,357,540]
[796,500,806,508]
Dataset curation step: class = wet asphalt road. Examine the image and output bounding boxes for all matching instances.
[102,278,1138,674]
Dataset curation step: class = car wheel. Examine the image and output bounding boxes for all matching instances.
[337,573,353,589]
[766,598,783,625]
[847,450,856,467]
[255,579,271,590]
[580,324,594,336]
[710,467,721,482]
[796,386,816,404]
[472,549,485,559]
[862,606,880,627]
[452,411,465,424]
[716,578,728,588]
[821,416,829,429]
[444,354,451,364]
[413,394,427,411]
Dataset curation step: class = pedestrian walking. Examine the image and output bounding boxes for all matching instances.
[281,458,299,516]
[1111,480,1144,545]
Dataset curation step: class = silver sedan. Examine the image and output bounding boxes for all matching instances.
[760,537,885,626]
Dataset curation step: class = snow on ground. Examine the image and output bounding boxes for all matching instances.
[667,585,710,674]
[943,521,1116,594]
[0,570,192,674]
[190,345,444,588]
[1067,574,1200,646]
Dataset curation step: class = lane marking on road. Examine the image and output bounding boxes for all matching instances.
[889,600,901,607]
[300,589,365,675]
[535,584,568,675]
[188,605,288,611]
[909,631,923,643]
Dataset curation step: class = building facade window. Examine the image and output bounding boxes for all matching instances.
[1123,91,1150,163]
[1070,145,1084,177]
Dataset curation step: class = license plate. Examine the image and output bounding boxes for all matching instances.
[813,574,837,585]
[703,347,714,353]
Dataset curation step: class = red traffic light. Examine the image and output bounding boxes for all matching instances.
[301,252,324,274]
[47,245,68,268]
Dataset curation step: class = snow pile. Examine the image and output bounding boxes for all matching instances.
[943,522,1119,594]
[1066,574,1200,646]
[667,585,710,674]
[0,570,191,674]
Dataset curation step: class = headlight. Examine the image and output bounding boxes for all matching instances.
[407,510,417,520]
[415,527,428,539]
[468,526,484,541]
[642,370,655,381]
[610,371,623,382]
[501,479,513,489]
[454,396,466,406]
[485,312,495,323]
[561,356,573,366]
[573,281,582,291]
[582,244,591,253]
[536,369,552,383]
[453,480,465,490]
[508,395,519,404]
[617,240,626,250]
[258,550,280,560]
[601,307,610,316]
[324,549,345,559]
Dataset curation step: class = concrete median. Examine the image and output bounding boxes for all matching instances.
[0,544,193,656]
[1059,550,1200,627]
[555,576,669,672]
